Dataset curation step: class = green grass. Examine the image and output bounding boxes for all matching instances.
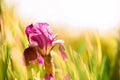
[0,0,119,80]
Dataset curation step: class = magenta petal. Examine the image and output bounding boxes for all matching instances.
[25,23,66,58]
[37,53,44,65]
[36,23,53,39]
[42,74,55,80]
[30,34,45,49]
[23,47,37,66]
[35,23,55,45]
[49,74,55,80]
[25,24,33,38]
[59,44,67,60]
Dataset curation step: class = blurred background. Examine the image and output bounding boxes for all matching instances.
[0,0,120,80]
[4,0,120,34]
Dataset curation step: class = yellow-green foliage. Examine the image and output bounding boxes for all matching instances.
[0,0,119,80]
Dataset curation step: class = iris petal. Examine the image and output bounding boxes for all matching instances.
[42,74,55,80]
[37,53,44,65]
[52,40,64,45]
[59,44,67,60]
[23,47,37,66]
[49,74,55,80]
[25,24,33,37]
[30,34,44,49]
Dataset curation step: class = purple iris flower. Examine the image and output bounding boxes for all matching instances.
[24,22,67,65]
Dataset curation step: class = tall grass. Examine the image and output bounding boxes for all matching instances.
[0,0,119,80]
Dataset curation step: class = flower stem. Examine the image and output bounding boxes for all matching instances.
[43,54,54,78]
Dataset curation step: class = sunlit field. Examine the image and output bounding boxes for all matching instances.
[0,1,119,80]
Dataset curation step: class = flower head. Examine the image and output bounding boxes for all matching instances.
[24,22,67,65]
[25,23,56,55]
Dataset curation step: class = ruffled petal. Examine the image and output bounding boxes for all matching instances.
[30,34,45,49]
[29,34,38,47]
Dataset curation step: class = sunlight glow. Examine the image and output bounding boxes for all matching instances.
[5,0,120,33]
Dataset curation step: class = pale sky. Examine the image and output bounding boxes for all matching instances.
[5,0,120,33]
